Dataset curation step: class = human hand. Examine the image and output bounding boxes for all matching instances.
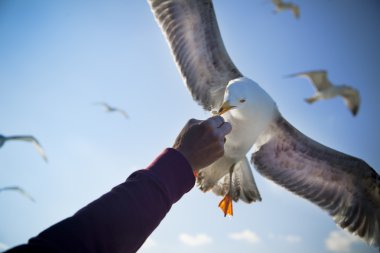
[173,116,232,172]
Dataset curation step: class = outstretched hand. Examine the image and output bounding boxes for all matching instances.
[173,116,232,172]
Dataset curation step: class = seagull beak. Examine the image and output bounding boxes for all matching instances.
[218,101,236,115]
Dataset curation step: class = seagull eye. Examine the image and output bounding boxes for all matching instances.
[239,99,246,103]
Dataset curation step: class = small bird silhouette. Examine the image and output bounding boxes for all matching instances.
[272,0,300,19]
[287,70,360,116]
[94,102,129,119]
[0,186,35,202]
[0,135,48,162]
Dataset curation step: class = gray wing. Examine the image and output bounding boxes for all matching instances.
[252,116,380,246]
[290,4,300,19]
[8,135,48,162]
[340,86,360,116]
[148,0,243,110]
[288,70,331,91]
[94,102,113,111]
[0,186,35,202]
[116,109,129,119]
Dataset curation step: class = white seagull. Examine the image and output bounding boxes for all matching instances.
[287,70,360,116]
[272,0,300,19]
[148,0,379,247]
[0,134,48,162]
[94,102,129,119]
[0,186,35,202]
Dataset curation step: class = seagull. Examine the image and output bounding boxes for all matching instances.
[287,70,360,116]
[94,102,129,119]
[272,0,300,19]
[0,186,35,202]
[148,0,379,247]
[0,135,48,162]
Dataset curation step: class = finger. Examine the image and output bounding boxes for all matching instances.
[217,121,232,136]
[203,116,225,129]
[187,118,202,127]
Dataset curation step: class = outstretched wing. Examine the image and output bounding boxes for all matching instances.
[288,70,331,91]
[148,0,243,110]
[94,102,112,111]
[290,4,300,19]
[0,186,35,202]
[8,135,48,162]
[252,116,380,246]
[116,109,129,119]
[340,86,360,116]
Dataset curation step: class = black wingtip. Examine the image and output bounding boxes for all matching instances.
[351,106,359,116]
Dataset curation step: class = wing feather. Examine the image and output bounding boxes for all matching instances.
[148,0,243,110]
[340,86,360,116]
[252,116,380,246]
[8,135,48,162]
[0,186,35,202]
[289,70,331,91]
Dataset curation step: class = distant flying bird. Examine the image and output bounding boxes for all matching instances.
[0,135,48,162]
[94,102,129,119]
[272,0,300,19]
[0,186,35,202]
[287,70,360,116]
[148,0,379,247]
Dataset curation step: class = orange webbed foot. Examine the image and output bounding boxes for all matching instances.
[218,194,233,217]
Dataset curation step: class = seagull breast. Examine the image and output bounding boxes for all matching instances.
[221,77,280,159]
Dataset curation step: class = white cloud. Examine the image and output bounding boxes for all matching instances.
[325,230,361,252]
[179,233,212,247]
[140,237,156,250]
[229,229,261,244]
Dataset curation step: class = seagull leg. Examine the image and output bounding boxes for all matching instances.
[218,166,234,217]
[218,193,233,217]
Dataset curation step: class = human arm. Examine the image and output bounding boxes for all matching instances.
[7,148,193,253]
[6,116,231,253]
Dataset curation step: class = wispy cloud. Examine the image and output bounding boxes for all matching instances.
[325,230,361,252]
[140,237,156,250]
[179,233,212,247]
[229,229,261,244]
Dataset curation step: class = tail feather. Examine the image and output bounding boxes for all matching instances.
[212,157,261,203]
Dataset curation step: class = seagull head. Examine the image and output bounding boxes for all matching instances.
[218,77,278,122]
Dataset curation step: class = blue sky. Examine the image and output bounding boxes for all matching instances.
[0,1,379,252]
